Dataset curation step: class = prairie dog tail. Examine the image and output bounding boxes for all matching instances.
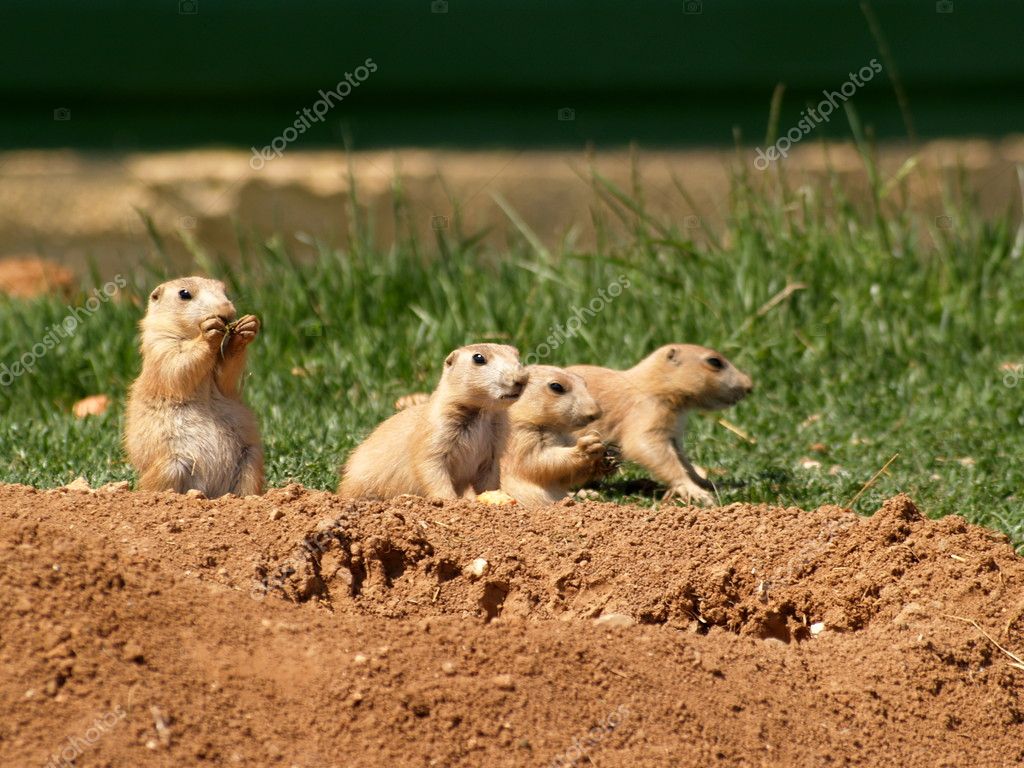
[394,392,430,411]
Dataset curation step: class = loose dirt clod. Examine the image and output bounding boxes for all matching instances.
[72,394,110,418]
[492,674,515,691]
[62,476,92,492]
[2,486,1023,767]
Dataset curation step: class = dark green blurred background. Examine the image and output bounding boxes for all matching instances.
[2,0,1022,150]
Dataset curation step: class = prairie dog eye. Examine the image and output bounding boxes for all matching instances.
[178,289,193,301]
[548,382,566,394]
[472,353,487,365]
[706,357,725,371]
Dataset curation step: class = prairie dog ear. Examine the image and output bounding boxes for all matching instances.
[444,350,458,368]
[149,285,164,303]
[666,346,678,363]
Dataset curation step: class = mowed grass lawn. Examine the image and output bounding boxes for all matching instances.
[1,160,1022,549]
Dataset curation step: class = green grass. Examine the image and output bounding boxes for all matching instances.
[1,150,1022,551]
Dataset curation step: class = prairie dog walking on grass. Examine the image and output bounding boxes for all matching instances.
[568,344,752,506]
[124,277,264,498]
[339,344,528,500]
[500,366,610,508]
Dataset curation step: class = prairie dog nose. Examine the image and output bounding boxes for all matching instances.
[503,365,529,388]
[217,302,237,323]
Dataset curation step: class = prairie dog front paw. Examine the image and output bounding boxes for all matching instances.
[574,432,605,459]
[664,483,715,507]
[230,314,260,343]
[200,315,227,344]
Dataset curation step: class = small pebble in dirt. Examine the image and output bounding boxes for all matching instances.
[464,558,489,580]
[809,622,826,637]
[594,612,636,629]
[441,661,457,676]
[123,641,145,663]
[477,490,517,505]
[492,673,515,691]
[185,489,206,500]
[268,508,284,521]
[353,653,369,665]
[98,481,131,494]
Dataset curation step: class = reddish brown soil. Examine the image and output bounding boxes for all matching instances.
[0,257,75,299]
[2,484,1022,767]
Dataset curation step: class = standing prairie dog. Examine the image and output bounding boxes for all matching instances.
[568,344,752,506]
[124,276,264,498]
[339,344,528,500]
[500,366,610,508]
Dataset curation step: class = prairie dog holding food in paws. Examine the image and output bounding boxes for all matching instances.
[568,344,752,506]
[339,344,528,500]
[124,276,264,497]
[499,365,610,508]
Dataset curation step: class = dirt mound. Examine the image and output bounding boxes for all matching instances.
[0,256,75,298]
[2,484,1022,767]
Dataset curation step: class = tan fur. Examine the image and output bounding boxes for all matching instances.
[500,366,607,508]
[124,277,264,498]
[339,344,528,500]
[568,344,752,506]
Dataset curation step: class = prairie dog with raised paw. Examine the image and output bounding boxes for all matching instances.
[568,344,752,506]
[339,344,528,500]
[124,276,264,497]
[500,365,610,508]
